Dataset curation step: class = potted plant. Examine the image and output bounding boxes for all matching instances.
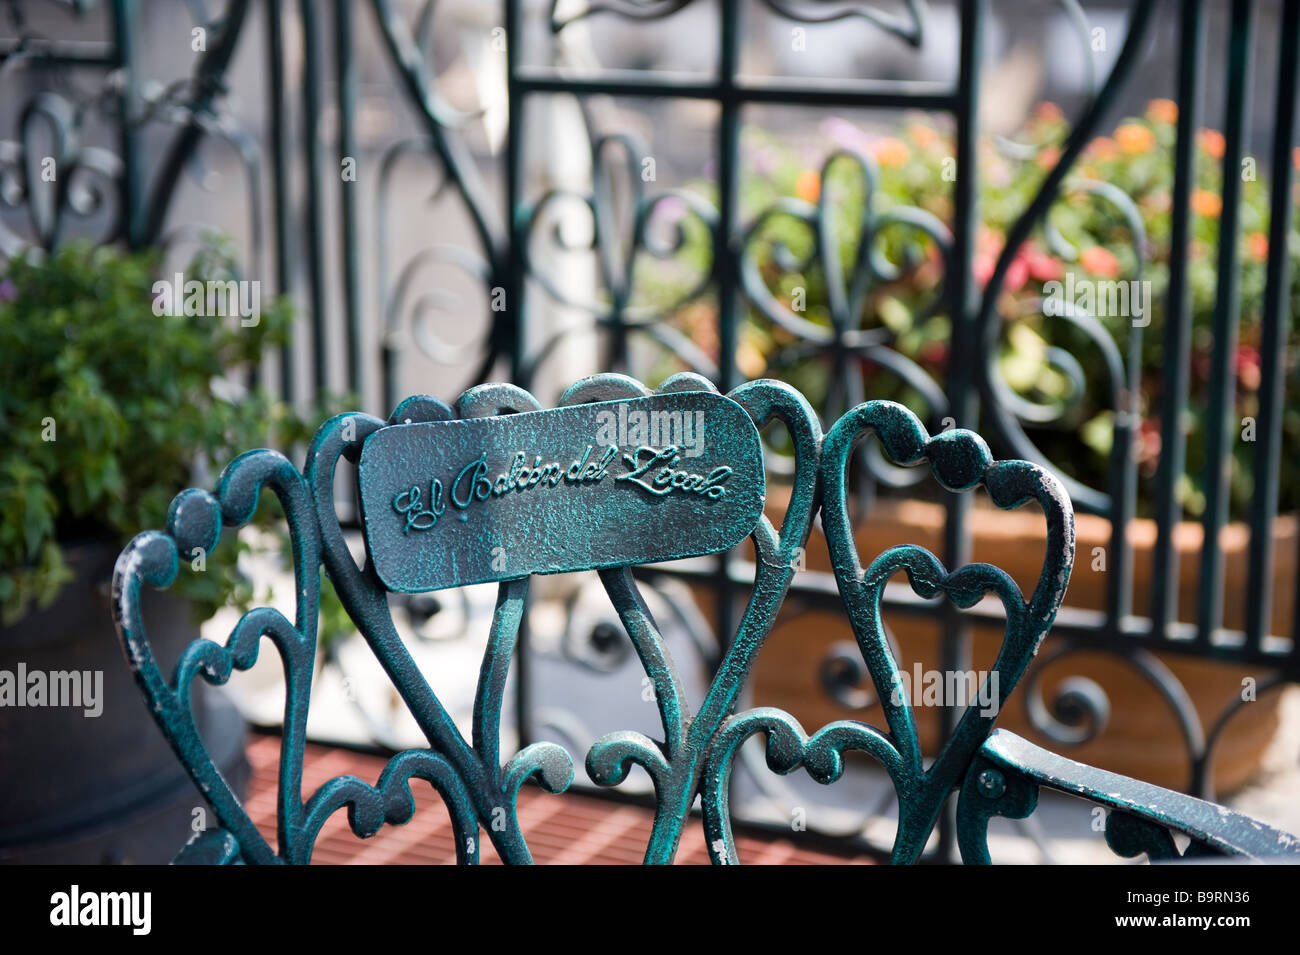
[646,101,1300,794]
[0,239,319,862]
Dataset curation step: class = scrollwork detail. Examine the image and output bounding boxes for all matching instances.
[699,400,1076,864]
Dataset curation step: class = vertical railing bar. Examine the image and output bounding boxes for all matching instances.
[1195,0,1256,647]
[111,0,142,249]
[591,140,629,373]
[1104,346,1140,627]
[137,2,254,246]
[713,0,743,655]
[935,0,983,864]
[379,179,397,415]
[717,0,740,397]
[1105,204,1150,625]
[333,0,364,527]
[505,0,525,386]
[505,0,533,753]
[1248,0,1300,650]
[299,0,329,402]
[334,0,363,405]
[1150,0,1205,645]
[267,0,295,405]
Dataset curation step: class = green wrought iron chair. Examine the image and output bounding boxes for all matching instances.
[112,373,1300,864]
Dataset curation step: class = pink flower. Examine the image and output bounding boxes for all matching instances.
[1138,418,1163,475]
[1236,346,1261,391]
[1022,244,1064,282]
[1005,256,1029,293]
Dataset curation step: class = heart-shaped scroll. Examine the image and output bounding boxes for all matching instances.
[114,396,574,866]
[699,400,1074,864]
[113,450,320,864]
[574,373,824,864]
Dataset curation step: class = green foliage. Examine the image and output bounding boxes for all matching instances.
[650,101,1300,520]
[0,239,352,645]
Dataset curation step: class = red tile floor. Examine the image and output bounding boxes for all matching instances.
[243,734,875,864]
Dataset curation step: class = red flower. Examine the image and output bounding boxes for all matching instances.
[919,340,948,367]
[1022,244,1064,282]
[972,227,1005,288]
[1137,418,1163,476]
[971,241,1045,293]
[1005,256,1029,293]
[1236,345,1261,391]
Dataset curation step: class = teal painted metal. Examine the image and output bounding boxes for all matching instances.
[111,379,1300,863]
[1149,0,1206,644]
[958,730,1300,862]
[114,386,575,865]
[1246,0,1300,650]
[1196,0,1255,648]
[359,392,765,591]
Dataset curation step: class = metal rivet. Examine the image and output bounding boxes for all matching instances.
[977,769,1005,799]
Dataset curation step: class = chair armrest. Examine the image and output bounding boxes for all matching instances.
[172,828,243,865]
[957,729,1300,863]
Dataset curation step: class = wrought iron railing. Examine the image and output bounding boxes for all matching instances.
[3,0,1298,860]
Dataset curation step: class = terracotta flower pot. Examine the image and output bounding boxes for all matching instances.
[745,496,1290,795]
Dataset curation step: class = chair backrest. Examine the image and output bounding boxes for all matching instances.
[113,374,1298,865]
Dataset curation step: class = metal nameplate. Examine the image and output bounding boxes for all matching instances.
[358,392,766,592]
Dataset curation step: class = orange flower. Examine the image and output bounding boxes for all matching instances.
[1079,245,1121,278]
[678,302,719,361]
[1248,231,1269,260]
[1035,102,1065,124]
[871,137,911,167]
[908,123,941,150]
[737,338,767,379]
[1115,123,1156,154]
[977,225,1005,255]
[1088,136,1119,160]
[1192,189,1222,218]
[794,169,820,203]
[1146,98,1178,125]
[1199,128,1226,159]
[1036,144,1061,169]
